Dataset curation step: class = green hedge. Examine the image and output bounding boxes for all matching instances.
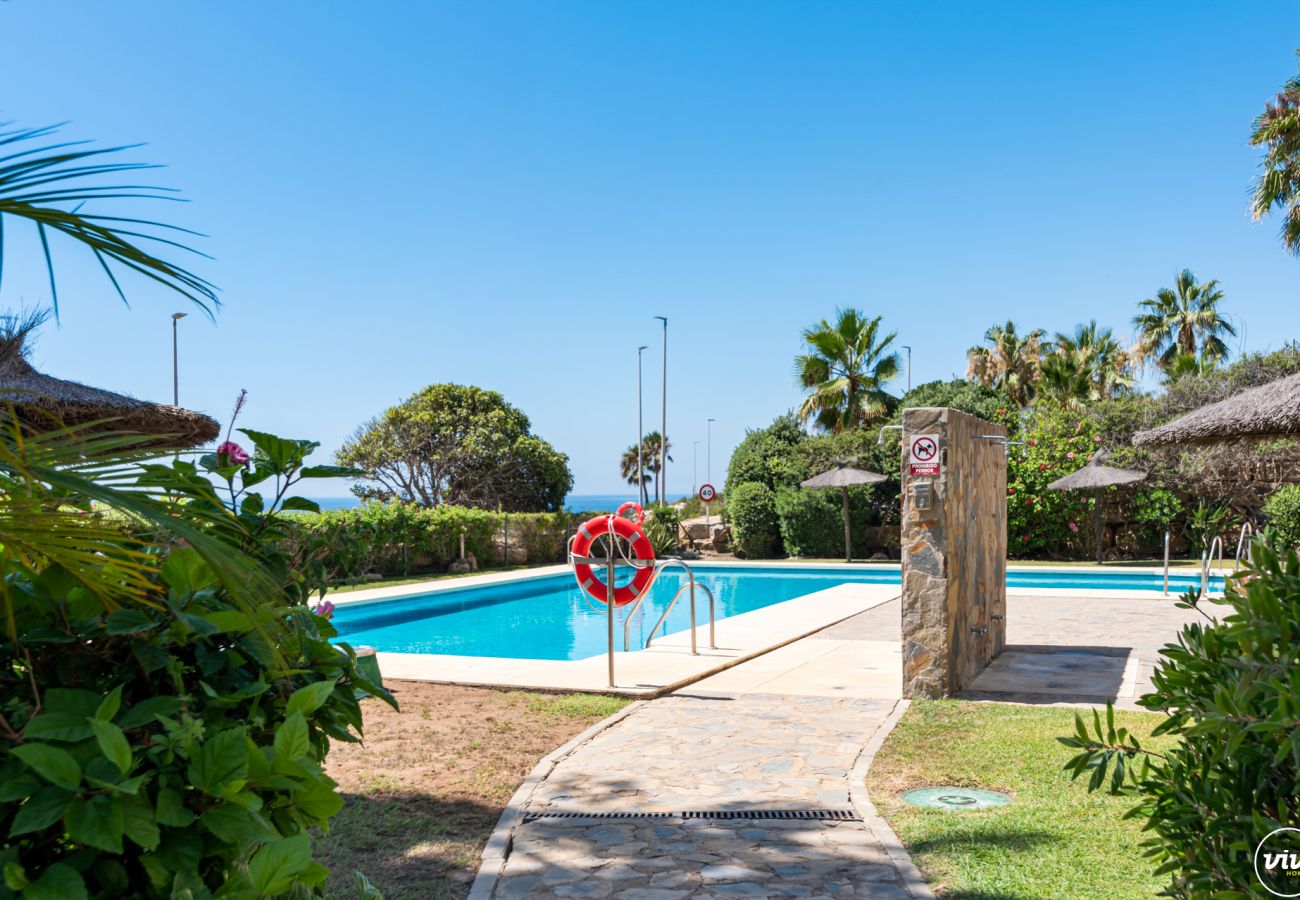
[727,483,780,558]
[774,486,881,558]
[285,504,578,583]
[1263,484,1300,551]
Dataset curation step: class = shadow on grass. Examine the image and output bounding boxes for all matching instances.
[906,827,1060,855]
[315,791,502,900]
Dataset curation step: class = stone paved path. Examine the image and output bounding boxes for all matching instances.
[490,693,911,898]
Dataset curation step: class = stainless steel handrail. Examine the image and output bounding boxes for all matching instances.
[645,580,716,654]
[1162,530,1171,595]
[622,557,716,653]
[1234,522,1254,572]
[1201,535,1223,597]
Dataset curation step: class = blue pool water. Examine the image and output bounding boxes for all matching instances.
[330,565,1223,661]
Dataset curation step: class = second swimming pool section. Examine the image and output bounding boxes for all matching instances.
[329,564,1222,661]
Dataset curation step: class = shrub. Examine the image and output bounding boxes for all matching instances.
[642,505,683,555]
[727,483,781,558]
[774,487,881,558]
[1130,488,1184,550]
[725,414,808,493]
[1263,484,1300,551]
[0,426,391,897]
[1006,403,1102,558]
[1060,540,1300,895]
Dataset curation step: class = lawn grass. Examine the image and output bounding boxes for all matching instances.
[316,682,629,898]
[868,700,1169,899]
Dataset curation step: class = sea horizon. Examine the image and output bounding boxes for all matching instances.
[300,492,695,513]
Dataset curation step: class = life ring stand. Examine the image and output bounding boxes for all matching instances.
[571,514,655,606]
[616,501,645,525]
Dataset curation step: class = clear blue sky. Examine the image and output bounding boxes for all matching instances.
[3,2,1299,497]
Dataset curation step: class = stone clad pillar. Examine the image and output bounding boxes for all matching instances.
[900,407,1007,699]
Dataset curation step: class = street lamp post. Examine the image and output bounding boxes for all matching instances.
[902,345,912,393]
[637,345,648,506]
[707,417,715,485]
[171,313,188,405]
[693,440,699,496]
[653,316,667,506]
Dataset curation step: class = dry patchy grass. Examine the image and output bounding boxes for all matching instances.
[316,681,628,899]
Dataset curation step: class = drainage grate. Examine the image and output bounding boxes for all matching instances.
[522,809,860,823]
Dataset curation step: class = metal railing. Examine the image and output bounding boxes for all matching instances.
[1234,522,1254,572]
[1163,530,1171,595]
[1201,535,1223,598]
[622,558,716,655]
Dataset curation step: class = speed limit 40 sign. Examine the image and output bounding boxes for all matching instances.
[908,434,941,477]
[698,483,717,503]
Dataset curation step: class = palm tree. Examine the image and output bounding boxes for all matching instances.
[1133,270,1235,372]
[1161,348,1222,384]
[0,122,216,316]
[619,443,652,504]
[1043,320,1135,402]
[1250,56,1300,254]
[620,432,671,504]
[795,309,900,432]
[966,321,1044,406]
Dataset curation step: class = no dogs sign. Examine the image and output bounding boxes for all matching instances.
[908,434,941,477]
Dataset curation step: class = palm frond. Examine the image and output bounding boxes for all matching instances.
[0,122,217,318]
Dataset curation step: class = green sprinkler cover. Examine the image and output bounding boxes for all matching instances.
[901,787,1011,810]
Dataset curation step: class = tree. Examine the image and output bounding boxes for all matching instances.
[795,309,900,432]
[725,413,809,493]
[336,384,573,511]
[1040,320,1135,404]
[632,431,672,504]
[1250,52,1300,254]
[966,320,1044,406]
[1133,270,1235,372]
[619,440,652,503]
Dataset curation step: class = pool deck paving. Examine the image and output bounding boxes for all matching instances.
[474,582,1209,897]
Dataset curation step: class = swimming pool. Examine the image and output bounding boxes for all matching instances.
[330,565,1223,661]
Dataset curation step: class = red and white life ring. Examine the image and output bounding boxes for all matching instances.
[571,514,655,606]
[615,501,645,524]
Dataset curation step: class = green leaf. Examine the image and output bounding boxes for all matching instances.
[274,712,309,761]
[9,787,73,836]
[21,712,93,743]
[155,787,195,827]
[279,496,320,513]
[94,685,124,721]
[300,464,362,479]
[65,795,125,853]
[354,870,384,899]
[104,609,158,634]
[4,861,29,891]
[187,728,249,796]
[10,743,81,791]
[42,688,102,717]
[122,794,160,851]
[248,833,312,895]
[117,696,183,730]
[89,719,132,774]
[293,778,344,822]
[0,771,41,802]
[197,610,252,634]
[285,679,336,716]
[23,863,87,900]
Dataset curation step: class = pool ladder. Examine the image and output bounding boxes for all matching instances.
[566,535,717,688]
[622,558,716,654]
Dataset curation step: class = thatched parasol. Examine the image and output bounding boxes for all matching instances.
[800,462,888,563]
[0,319,219,449]
[1133,371,1300,447]
[1047,452,1146,564]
